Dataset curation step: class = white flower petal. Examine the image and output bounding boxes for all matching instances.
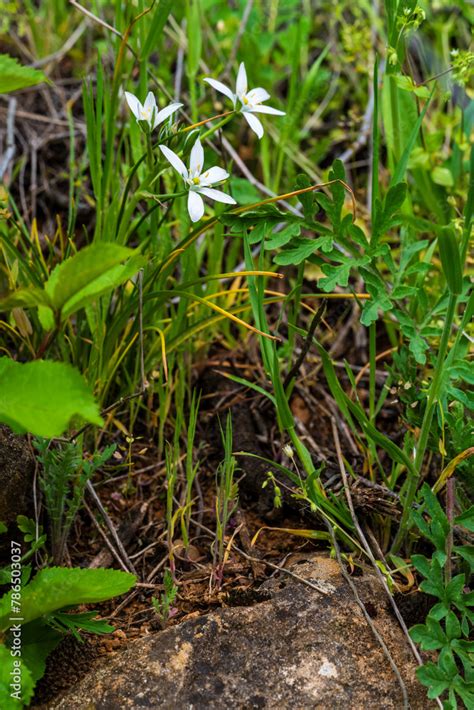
[189,138,204,176]
[158,144,188,178]
[203,77,236,105]
[199,187,236,204]
[247,87,270,103]
[154,102,183,128]
[251,104,286,116]
[200,166,229,185]
[144,91,156,113]
[236,62,247,97]
[124,91,142,121]
[188,190,205,222]
[242,111,264,139]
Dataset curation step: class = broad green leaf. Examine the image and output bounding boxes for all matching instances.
[19,620,63,684]
[0,644,34,709]
[438,228,463,295]
[61,253,146,319]
[432,166,454,187]
[416,661,450,697]
[393,74,431,98]
[44,243,137,311]
[229,177,261,205]
[438,648,458,678]
[0,288,51,311]
[0,567,136,631]
[454,506,474,532]
[0,358,102,437]
[0,54,48,93]
[410,617,446,650]
[37,305,55,331]
[445,611,461,640]
[454,545,474,571]
[383,74,418,165]
[388,85,434,186]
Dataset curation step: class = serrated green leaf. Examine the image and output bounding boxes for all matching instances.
[0,54,48,93]
[295,174,314,219]
[274,235,331,265]
[0,567,136,631]
[0,643,35,709]
[265,222,301,250]
[0,358,102,437]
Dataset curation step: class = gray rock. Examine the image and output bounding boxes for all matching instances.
[50,554,429,709]
[0,424,35,524]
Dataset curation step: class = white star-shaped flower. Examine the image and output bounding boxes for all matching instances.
[124,90,182,131]
[159,138,236,222]
[204,62,285,139]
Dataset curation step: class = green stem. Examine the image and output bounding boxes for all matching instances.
[288,425,315,478]
[146,132,154,171]
[414,292,457,470]
[389,74,402,163]
[391,292,457,553]
[199,113,235,142]
[369,321,376,423]
[189,79,198,123]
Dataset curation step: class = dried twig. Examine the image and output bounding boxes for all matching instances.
[283,300,326,388]
[86,480,137,574]
[223,0,254,77]
[0,97,17,181]
[31,20,87,68]
[84,500,132,574]
[188,516,330,596]
[69,0,125,43]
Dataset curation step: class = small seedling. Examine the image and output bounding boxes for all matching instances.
[212,415,239,590]
[151,569,178,628]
